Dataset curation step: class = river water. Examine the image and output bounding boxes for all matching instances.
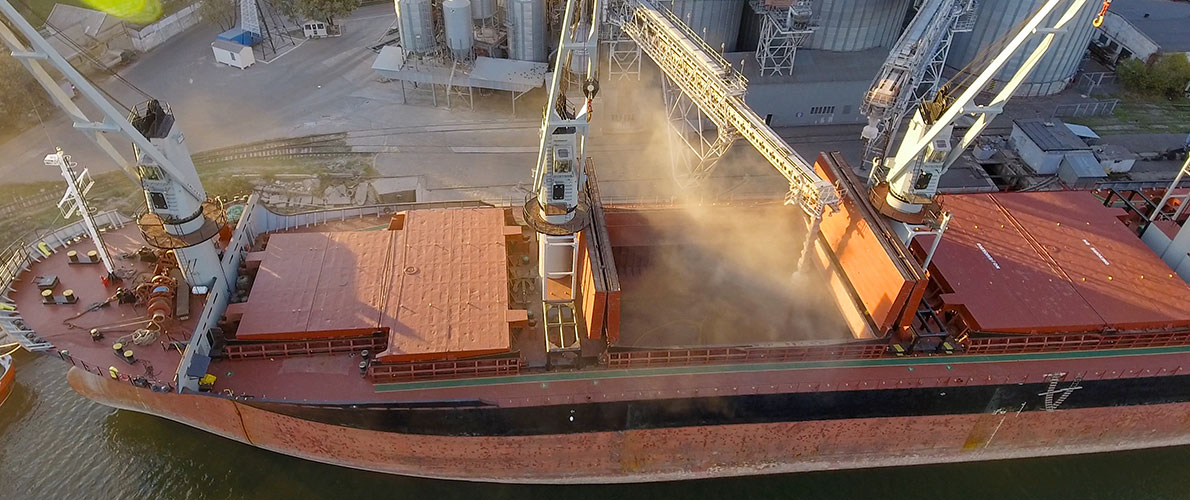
[1,350,1188,500]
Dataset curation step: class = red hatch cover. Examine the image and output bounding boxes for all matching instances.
[931,191,1190,334]
[236,208,515,362]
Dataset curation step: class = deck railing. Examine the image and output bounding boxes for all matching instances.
[225,335,387,360]
[369,358,523,383]
[966,331,1190,355]
[607,344,890,368]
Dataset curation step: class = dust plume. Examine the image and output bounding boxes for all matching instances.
[599,73,850,348]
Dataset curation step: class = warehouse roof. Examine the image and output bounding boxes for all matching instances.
[1015,119,1089,152]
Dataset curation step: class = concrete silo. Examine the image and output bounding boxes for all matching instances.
[946,0,1098,96]
[807,0,914,52]
[669,0,747,53]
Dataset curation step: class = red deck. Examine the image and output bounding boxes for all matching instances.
[235,208,518,362]
[9,226,199,385]
[932,191,1190,334]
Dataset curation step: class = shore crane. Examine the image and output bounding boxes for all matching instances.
[860,0,976,183]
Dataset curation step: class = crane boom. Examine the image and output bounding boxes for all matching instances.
[879,0,1090,219]
[0,0,227,288]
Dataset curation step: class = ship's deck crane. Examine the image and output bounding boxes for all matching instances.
[874,0,1091,225]
[861,0,976,183]
[0,0,227,289]
[524,0,603,352]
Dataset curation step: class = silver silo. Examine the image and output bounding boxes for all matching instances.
[444,0,475,60]
[807,0,913,52]
[472,0,496,20]
[947,0,1097,96]
[396,0,435,54]
[508,0,546,62]
[669,0,746,53]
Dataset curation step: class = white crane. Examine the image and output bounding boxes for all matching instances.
[876,0,1091,223]
[0,0,228,289]
[524,0,603,352]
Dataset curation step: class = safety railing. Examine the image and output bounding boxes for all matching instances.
[226,335,387,360]
[0,211,130,352]
[1051,99,1118,118]
[966,331,1190,355]
[369,358,523,383]
[608,343,890,368]
[58,349,175,392]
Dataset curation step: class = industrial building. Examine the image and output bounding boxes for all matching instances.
[371,0,550,108]
[1092,0,1190,66]
[369,0,1103,124]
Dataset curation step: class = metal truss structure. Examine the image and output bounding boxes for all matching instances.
[661,72,735,187]
[861,0,976,183]
[751,0,815,76]
[611,0,840,266]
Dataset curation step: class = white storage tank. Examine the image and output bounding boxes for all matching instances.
[396,0,435,54]
[807,0,913,52]
[947,0,1098,96]
[508,0,546,62]
[670,0,746,53]
[444,0,474,60]
[471,0,496,20]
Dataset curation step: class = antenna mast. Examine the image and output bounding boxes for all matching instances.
[45,149,117,277]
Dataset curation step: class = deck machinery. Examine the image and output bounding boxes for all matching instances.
[3,0,1190,484]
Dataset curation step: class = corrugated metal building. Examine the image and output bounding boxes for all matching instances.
[806,0,912,51]
[1010,119,1104,187]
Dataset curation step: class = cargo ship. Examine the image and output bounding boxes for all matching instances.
[3,0,1190,485]
[0,354,12,407]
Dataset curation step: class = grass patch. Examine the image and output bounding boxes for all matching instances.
[15,0,195,26]
[1065,92,1190,134]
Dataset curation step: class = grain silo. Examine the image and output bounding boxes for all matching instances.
[807,0,913,52]
[669,0,747,53]
[946,0,1098,96]
[508,0,547,62]
[471,0,496,20]
[396,0,436,54]
[443,0,474,61]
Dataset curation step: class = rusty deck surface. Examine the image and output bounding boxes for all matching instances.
[933,191,1190,334]
[10,226,199,382]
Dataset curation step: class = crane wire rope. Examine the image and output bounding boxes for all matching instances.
[942,12,1039,98]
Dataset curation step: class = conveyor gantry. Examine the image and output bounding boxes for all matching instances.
[614,0,840,222]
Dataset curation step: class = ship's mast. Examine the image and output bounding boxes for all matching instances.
[45,149,117,276]
[0,0,226,289]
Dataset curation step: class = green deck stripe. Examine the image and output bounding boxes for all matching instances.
[374,345,1190,393]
